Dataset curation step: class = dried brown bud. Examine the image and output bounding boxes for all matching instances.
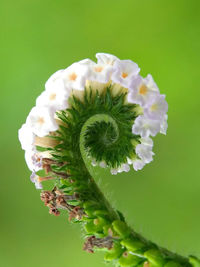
[40,191,55,205]
[69,206,85,221]
[83,236,113,253]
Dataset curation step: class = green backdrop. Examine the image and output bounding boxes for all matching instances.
[0,0,200,266]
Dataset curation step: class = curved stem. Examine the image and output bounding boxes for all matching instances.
[39,88,199,267]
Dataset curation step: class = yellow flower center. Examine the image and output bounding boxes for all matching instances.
[49,93,56,100]
[139,84,148,95]
[94,66,103,72]
[69,72,77,81]
[121,72,128,78]
[38,117,45,125]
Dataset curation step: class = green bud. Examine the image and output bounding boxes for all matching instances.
[144,249,165,267]
[94,209,109,217]
[118,252,143,267]
[83,201,100,217]
[121,238,145,252]
[84,220,97,234]
[112,220,131,238]
[84,217,110,234]
[189,256,200,267]
[104,242,124,261]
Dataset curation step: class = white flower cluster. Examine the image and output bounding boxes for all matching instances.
[19,53,168,181]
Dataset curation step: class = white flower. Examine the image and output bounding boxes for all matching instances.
[45,69,64,91]
[160,114,168,135]
[36,80,69,111]
[62,62,90,91]
[99,161,107,168]
[127,157,133,165]
[119,163,130,173]
[91,159,97,167]
[144,74,159,92]
[30,172,43,189]
[111,163,130,174]
[26,106,58,137]
[25,149,43,172]
[144,94,168,120]
[18,123,35,150]
[111,59,140,88]
[87,62,113,83]
[127,75,159,106]
[135,143,154,164]
[133,159,145,171]
[78,58,95,65]
[111,168,118,175]
[132,115,161,138]
[135,137,154,165]
[96,53,119,66]
[140,137,153,147]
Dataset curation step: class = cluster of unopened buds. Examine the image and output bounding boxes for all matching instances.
[19,53,168,188]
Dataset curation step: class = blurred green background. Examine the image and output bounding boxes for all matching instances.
[0,0,200,266]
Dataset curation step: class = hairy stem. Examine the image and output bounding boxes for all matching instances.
[39,88,199,267]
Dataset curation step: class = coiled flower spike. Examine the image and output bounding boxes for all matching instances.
[19,53,199,267]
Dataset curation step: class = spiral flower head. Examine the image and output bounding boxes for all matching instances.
[19,53,168,180]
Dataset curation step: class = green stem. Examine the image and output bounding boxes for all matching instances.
[79,113,192,267]
[41,88,199,267]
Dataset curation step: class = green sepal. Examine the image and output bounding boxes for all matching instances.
[94,209,109,217]
[121,238,145,252]
[118,252,143,267]
[189,256,200,267]
[103,224,111,235]
[84,220,97,234]
[104,242,124,262]
[66,200,80,206]
[60,178,76,187]
[164,261,182,267]
[84,217,110,234]
[112,220,131,238]
[144,249,165,267]
[83,201,101,218]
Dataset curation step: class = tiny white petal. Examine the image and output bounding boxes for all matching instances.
[36,80,69,111]
[62,62,90,91]
[144,74,159,92]
[99,161,107,168]
[26,106,58,137]
[18,123,35,150]
[111,168,118,175]
[122,163,130,172]
[117,166,123,173]
[45,69,64,91]
[127,157,133,165]
[140,137,153,147]
[96,53,119,66]
[127,75,158,107]
[132,116,161,138]
[133,159,146,171]
[144,94,168,120]
[78,58,95,65]
[91,159,97,167]
[25,149,43,172]
[112,60,140,88]
[136,143,154,164]
[160,114,168,135]
[30,173,43,189]
[87,62,113,83]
